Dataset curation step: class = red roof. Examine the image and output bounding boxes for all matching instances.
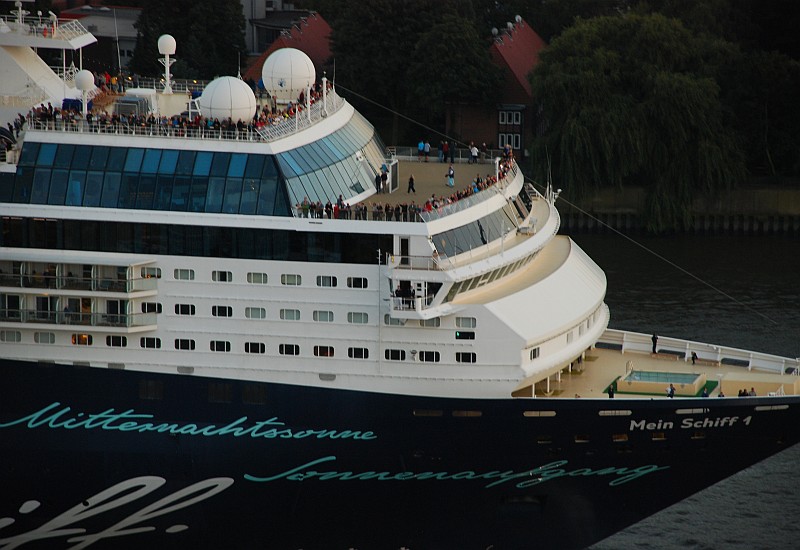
[489,19,547,100]
[243,13,332,83]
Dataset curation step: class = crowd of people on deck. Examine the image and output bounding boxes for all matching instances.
[22,79,332,139]
[294,153,516,221]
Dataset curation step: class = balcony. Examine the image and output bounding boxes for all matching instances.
[0,309,156,329]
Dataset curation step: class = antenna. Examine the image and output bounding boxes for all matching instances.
[157,34,177,94]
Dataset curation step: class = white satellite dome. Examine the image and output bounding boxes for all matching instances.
[75,69,94,91]
[197,76,256,122]
[261,48,315,102]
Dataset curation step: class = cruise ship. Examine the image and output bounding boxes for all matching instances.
[1,11,799,550]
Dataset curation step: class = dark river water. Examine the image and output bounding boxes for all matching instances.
[575,233,800,549]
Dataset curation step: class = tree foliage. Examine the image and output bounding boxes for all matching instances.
[530,13,746,232]
[327,0,499,144]
[131,0,245,80]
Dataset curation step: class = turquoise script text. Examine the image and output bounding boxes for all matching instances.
[0,402,378,441]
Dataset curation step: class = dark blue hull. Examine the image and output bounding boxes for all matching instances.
[1,358,799,549]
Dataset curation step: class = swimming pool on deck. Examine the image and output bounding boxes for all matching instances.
[618,370,707,396]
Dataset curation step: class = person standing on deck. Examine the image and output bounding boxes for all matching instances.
[407,174,416,194]
[417,140,424,161]
[424,140,431,162]
[651,333,658,354]
[446,164,455,188]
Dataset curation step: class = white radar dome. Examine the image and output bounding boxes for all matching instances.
[261,48,315,102]
[157,34,176,55]
[197,76,257,122]
[75,69,94,91]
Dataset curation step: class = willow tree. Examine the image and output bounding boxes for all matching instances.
[530,13,746,232]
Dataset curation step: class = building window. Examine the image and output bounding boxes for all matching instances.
[513,133,521,149]
[513,112,521,124]
[383,314,405,326]
[347,276,368,289]
[106,335,127,347]
[348,347,369,359]
[456,317,476,328]
[456,352,477,363]
[316,275,337,287]
[281,274,302,286]
[210,340,231,352]
[279,343,299,356]
[245,342,266,354]
[212,270,232,282]
[419,351,440,362]
[499,111,507,124]
[314,345,334,357]
[175,338,195,350]
[530,347,540,360]
[280,308,300,321]
[0,330,21,342]
[347,311,368,324]
[566,331,574,344]
[34,331,55,344]
[245,307,266,319]
[313,310,334,322]
[140,337,161,349]
[72,334,92,346]
[420,318,440,328]
[455,330,475,340]
[175,304,195,315]
[142,302,162,313]
[247,272,268,284]
[385,349,406,361]
[141,267,161,279]
[174,268,195,280]
[212,305,233,317]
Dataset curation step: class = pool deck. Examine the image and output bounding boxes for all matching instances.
[535,346,796,399]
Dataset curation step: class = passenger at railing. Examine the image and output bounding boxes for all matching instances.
[375,173,382,194]
[384,202,392,221]
[442,140,450,163]
[325,199,333,219]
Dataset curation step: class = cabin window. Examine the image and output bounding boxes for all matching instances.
[242,384,268,404]
[142,302,162,313]
[455,331,475,340]
[245,342,266,354]
[383,314,405,326]
[34,331,55,344]
[348,347,369,359]
[72,333,92,346]
[175,304,195,315]
[140,337,161,349]
[456,352,476,363]
[106,335,127,347]
[420,318,440,328]
[212,270,232,282]
[245,307,266,319]
[347,276,368,289]
[347,312,368,324]
[314,345,335,357]
[530,347,540,360]
[281,274,302,286]
[141,267,161,279]
[0,330,21,342]
[139,380,164,400]
[208,382,233,403]
[210,340,231,352]
[316,275,337,287]
[455,317,476,328]
[385,349,406,361]
[313,310,334,323]
[247,272,268,284]
[212,305,233,317]
[419,351,440,362]
[280,308,300,321]
[174,268,195,280]
[279,343,299,356]
[175,338,195,350]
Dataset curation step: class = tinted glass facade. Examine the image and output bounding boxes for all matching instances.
[3,142,292,216]
[432,203,520,258]
[0,110,387,215]
[0,217,392,264]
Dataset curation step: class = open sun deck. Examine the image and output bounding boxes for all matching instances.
[536,331,800,399]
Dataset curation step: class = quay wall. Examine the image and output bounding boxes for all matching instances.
[558,185,800,235]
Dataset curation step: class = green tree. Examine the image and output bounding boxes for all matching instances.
[530,13,746,232]
[131,0,245,80]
